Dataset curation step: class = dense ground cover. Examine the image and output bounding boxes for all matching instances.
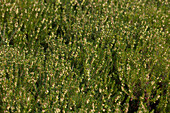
[0,0,169,112]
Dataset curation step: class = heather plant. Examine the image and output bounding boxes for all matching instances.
[0,0,169,112]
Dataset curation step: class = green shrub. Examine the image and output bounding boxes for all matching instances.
[0,0,169,112]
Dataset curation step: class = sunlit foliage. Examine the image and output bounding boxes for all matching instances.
[0,0,169,112]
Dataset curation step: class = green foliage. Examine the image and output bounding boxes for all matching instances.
[0,0,169,112]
